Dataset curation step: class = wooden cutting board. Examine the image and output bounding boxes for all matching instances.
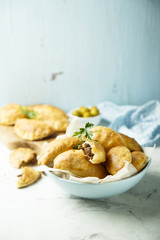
[0,125,63,154]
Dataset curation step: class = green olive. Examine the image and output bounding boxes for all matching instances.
[90,106,99,116]
[78,106,89,114]
[72,110,82,117]
[82,111,92,118]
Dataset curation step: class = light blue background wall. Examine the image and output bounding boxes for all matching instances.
[0,0,160,111]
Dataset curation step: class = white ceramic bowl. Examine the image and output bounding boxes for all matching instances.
[45,161,151,199]
[68,107,101,126]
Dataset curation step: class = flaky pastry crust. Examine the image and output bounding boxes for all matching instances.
[14,118,55,140]
[131,151,148,172]
[28,104,67,121]
[119,133,143,152]
[9,147,37,169]
[90,126,126,153]
[38,137,79,167]
[0,104,25,126]
[17,167,41,188]
[106,146,132,175]
[54,149,107,179]
[44,117,69,132]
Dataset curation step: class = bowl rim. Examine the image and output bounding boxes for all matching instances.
[48,160,151,186]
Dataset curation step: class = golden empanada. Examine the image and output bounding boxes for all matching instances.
[28,104,67,121]
[17,167,41,188]
[14,118,55,140]
[119,133,142,152]
[0,104,25,126]
[9,147,37,169]
[131,151,148,172]
[54,149,107,179]
[106,146,132,175]
[90,126,126,153]
[78,140,106,164]
[44,117,69,132]
[38,137,79,167]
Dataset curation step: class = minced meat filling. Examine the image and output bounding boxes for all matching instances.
[78,143,94,159]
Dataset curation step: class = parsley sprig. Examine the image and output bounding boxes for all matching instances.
[72,122,94,140]
[72,122,100,149]
[73,140,85,149]
[20,106,38,119]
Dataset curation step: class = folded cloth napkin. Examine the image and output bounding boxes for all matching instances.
[97,100,160,147]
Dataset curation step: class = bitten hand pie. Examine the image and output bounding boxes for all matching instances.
[90,126,126,153]
[38,137,79,167]
[0,104,25,126]
[78,140,106,164]
[17,167,41,188]
[119,133,143,152]
[54,149,107,179]
[106,146,132,175]
[131,151,148,172]
[9,147,37,168]
[14,118,55,140]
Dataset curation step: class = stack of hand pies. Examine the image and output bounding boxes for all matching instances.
[0,103,69,140]
[38,126,148,179]
[0,103,69,188]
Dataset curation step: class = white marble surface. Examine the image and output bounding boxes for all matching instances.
[0,142,160,240]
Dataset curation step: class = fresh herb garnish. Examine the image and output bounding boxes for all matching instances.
[72,122,100,149]
[20,106,38,119]
[73,140,86,149]
[72,122,94,140]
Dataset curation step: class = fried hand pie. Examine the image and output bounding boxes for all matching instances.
[131,151,148,172]
[9,147,37,168]
[119,133,142,152]
[78,140,106,164]
[106,146,132,175]
[17,167,41,188]
[14,118,55,140]
[90,126,126,153]
[44,117,69,132]
[38,137,79,167]
[54,149,107,179]
[0,104,25,126]
[28,104,67,121]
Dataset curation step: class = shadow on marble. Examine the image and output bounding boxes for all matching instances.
[69,173,160,218]
[71,232,109,240]
[128,172,160,199]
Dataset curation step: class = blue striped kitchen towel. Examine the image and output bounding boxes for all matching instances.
[97,100,160,147]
